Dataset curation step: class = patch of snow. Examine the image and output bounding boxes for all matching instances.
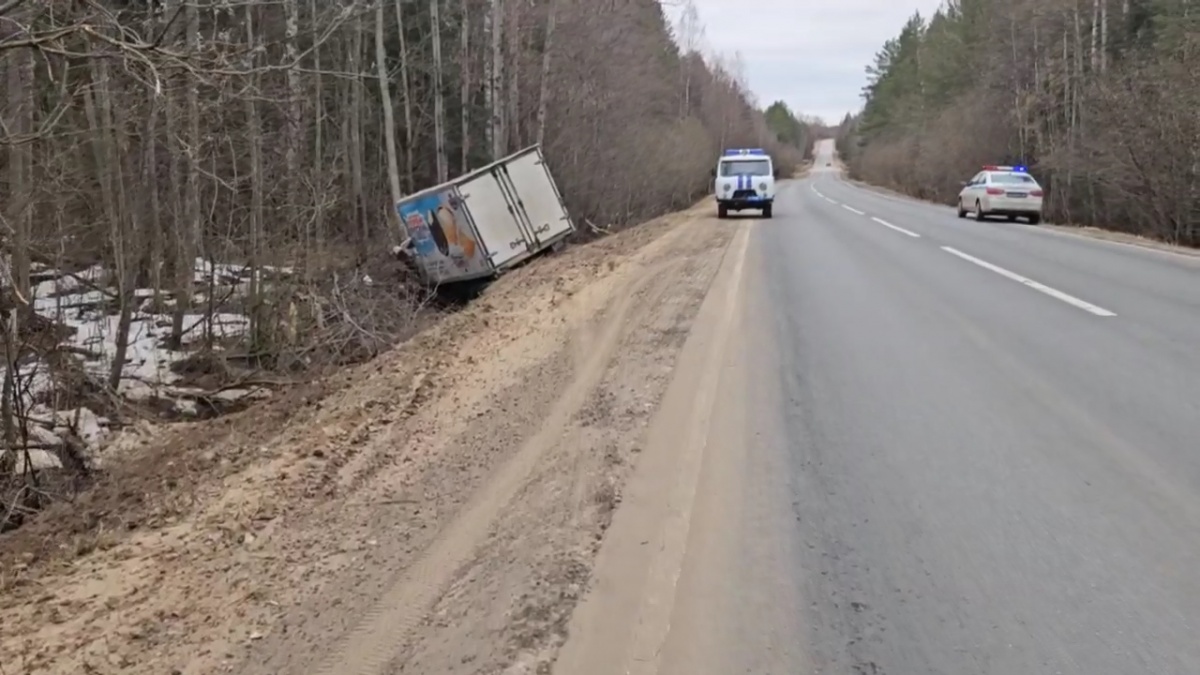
[28,424,62,447]
[1,448,62,473]
[173,398,199,416]
[3,257,293,469]
[213,387,271,404]
[54,407,107,449]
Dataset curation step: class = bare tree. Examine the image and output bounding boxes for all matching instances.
[460,0,471,171]
[347,9,368,256]
[284,0,304,226]
[377,1,404,216]
[431,0,449,182]
[489,0,505,158]
[394,0,416,192]
[675,0,705,118]
[245,0,265,349]
[534,0,557,147]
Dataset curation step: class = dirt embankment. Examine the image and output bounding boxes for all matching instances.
[0,197,738,675]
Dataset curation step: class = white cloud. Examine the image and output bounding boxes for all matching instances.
[670,0,946,123]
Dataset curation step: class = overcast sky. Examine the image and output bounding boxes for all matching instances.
[668,0,946,124]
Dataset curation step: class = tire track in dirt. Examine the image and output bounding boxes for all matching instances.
[388,221,740,674]
[227,210,714,675]
[303,235,706,675]
[552,222,752,675]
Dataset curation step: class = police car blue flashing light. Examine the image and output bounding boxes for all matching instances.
[983,164,1029,173]
[723,148,767,156]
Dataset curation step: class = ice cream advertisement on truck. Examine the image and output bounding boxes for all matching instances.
[396,189,489,283]
[394,144,576,286]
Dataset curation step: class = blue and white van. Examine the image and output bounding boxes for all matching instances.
[713,148,775,219]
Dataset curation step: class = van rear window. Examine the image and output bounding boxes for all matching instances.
[720,160,770,176]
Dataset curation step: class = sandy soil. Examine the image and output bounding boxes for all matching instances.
[0,197,737,675]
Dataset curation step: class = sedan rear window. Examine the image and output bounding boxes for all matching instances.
[989,173,1036,184]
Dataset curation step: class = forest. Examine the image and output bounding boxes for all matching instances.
[837,0,1199,247]
[0,0,814,524]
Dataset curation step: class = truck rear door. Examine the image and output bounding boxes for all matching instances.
[458,171,532,268]
[501,147,574,245]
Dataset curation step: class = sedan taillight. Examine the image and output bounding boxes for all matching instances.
[985,187,1004,195]
[1030,189,1044,196]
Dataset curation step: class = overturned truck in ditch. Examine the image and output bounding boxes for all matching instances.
[394,145,576,290]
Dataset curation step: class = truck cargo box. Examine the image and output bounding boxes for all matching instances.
[395,145,574,286]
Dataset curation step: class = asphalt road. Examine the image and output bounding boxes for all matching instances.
[652,140,1200,674]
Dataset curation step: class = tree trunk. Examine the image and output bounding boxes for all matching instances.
[432,0,449,182]
[145,96,164,302]
[170,0,203,348]
[1100,0,1109,71]
[394,0,416,192]
[461,0,471,172]
[245,1,265,351]
[490,0,505,158]
[1,308,20,475]
[506,0,520,149]
[377,2,404,218]
[83,46,136,391]
[535,0,557,147]
[284,0,302,234]
[348,12,367,257]
[5,46,32,304]
[310,0,326,276]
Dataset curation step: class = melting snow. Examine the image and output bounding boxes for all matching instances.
[3,258,290,470]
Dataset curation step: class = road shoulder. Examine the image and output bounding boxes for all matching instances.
[553,220,752,675]
[0,199,741,675]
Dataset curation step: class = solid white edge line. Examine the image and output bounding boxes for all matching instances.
[940,246,1116,316]
[825,198,839,205]
[842,205,865,215]
[870,216,920,238]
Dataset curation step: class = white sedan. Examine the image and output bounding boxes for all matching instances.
[957,166,1044,224]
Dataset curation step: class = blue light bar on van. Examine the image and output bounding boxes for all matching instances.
[723,148,767,156]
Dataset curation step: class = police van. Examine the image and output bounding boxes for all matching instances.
[713,148,776,219]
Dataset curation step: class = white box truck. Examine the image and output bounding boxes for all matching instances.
[395,144,575,286]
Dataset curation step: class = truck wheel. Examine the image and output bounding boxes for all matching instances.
[763,205,773,218]
[718,204,728,219]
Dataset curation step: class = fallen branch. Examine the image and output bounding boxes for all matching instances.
[585,218,610,235]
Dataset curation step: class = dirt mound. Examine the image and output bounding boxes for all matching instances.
[0,197,735,675]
